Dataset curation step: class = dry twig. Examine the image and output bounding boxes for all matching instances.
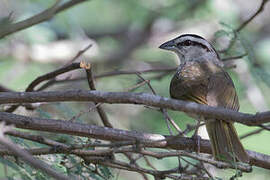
[0,123,71,180]
[0,0,89,39]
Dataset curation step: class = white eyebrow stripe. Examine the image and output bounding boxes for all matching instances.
[177,36,213,50]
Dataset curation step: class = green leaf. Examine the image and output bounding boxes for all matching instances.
[0,157,19,171]
[36,171,50,180]
[52,163,67,174]
[98,165,113,179]
[37,108,52,119]
[219,21,234,30]
[214,30,230,39]
[6,177,16,180]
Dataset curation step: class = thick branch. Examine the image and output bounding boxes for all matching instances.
[0,112,269,170]
[0,90,269,126]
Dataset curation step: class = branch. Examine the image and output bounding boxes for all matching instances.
[0,85,13,92]
[0,124,71,180]
[138,149,251,172]
[135,73,182,134]
[100,159,208,180]
[0,146,251,172]
[82,63,149,178]
[0,0,89,39]
[236,0,270,32]
[0,112,269,170]
[26,63,82,92]
[37,67,176,91]
[83,62,113,127]
[6,130,70,148]
[4,63,82,113]
[222,53,248,61]
[240,126,267,139]
[1,90,270,126]
[219,0,269,53]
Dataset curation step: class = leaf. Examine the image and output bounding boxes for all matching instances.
[214,30,230,39]
[6,177,16,180]
[52,163,67,174]
[36,171,50,180]
[0,157,19,171]
[98,165,113,179]
[21,174,32,180]
[89,173,102,180]
[37,108,52,119]
[219,21,234,30]
[57,104,77,120]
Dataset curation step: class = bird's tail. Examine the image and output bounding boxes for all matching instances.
[206,120,249,163]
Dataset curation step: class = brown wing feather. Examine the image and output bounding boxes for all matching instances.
[170,61,209,104]
[207,70,239,110]
[170,60,249,162]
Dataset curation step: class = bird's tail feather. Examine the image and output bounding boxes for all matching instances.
[206,120,249,163]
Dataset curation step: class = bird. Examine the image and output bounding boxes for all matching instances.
[159,34,249,163]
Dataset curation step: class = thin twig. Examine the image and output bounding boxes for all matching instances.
[6,130,69,148]
[100,159,211,180]
[0,0,88,39]
[138,149,252,172]
[236,0,270,32]
[180,157,209,177]
[258,124,270,131]
[83,62,113,127]
[135,73,183,134]
[6,44,93,113]
[124,80,150,92]
[182,123,206,135]
[69,102,102,122]
[26,63,81,92]
[4,63,81,113]
[222,53,248,61]
[65,44,92,65]
[240,126,266,139]
[83,63,149,179]
[0,145,252,173]
[37,67,176,91]
[0,123,71,180]
[219,0,269,54]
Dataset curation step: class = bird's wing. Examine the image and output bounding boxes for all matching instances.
[206,70,239,111]
[169,61,209,105]
[169,60,239,111]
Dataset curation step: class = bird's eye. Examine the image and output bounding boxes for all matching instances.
[176,40,192,47]
[183,40,191,46]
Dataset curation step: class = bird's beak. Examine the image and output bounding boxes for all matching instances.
[159,40,175,51]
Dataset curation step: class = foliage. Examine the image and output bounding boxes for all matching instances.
[0,0,270,179]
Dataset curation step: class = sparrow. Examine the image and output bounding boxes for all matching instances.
[159,34,249,163]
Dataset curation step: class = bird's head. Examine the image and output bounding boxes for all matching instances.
[159,34,219,63]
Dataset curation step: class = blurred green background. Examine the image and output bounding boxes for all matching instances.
[0,0,270,179]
